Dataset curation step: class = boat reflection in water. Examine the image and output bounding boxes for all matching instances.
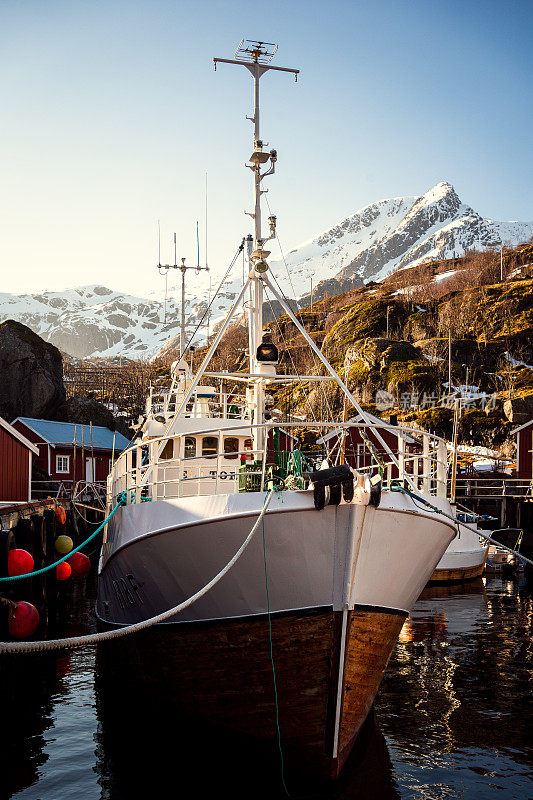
[376,577,533,799]
[94,653,400,800]
[1,576,531,799]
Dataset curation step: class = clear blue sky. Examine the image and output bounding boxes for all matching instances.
[1,0,531,295]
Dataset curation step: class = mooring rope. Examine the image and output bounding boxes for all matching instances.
[391,485,533,567]
[0,499,126,583]
[0,490,275,654]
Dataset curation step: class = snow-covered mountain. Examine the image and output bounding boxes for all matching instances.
[0,286,194,360]
[270,182,533,297]
[1,182,531,359]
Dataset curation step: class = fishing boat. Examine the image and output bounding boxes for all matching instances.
[428,511,489,582]
[96,40,456,778]
[427,406,490,583]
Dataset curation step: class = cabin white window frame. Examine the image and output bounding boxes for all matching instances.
[223,436,239,460]
[56,454,70,474]
[201,436,218,458]
[184,436,196,458]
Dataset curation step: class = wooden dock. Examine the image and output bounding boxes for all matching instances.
[452,478,532,527]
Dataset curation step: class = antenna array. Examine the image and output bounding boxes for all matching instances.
[234,39,278,63]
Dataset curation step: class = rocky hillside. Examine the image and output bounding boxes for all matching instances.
[197,246,533,452]
[1,182,531,360]
[0,319,131,436]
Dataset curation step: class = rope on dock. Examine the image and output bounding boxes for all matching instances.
[391,485,533,567]
[0,489,275,654]
[0,499,126,583]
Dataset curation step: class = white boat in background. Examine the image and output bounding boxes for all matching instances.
[429,511,489,582]
[96,40,456,778]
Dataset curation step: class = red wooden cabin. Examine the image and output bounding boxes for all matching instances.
[0,416,39,503]
[511,420,533,480]
[317,412,422,477]
[11,418,130,487]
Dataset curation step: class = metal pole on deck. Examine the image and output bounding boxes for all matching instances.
[81,425,85,484]
[90,421,95,484]
[73,425,77,489]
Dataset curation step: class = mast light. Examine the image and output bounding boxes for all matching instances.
[256,342,279,364]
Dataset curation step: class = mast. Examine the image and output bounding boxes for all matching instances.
[214,40,299,450]
[180,258,186,354]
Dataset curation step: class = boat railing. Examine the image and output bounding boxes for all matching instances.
[148,391,249,421]
[108,421,448,505]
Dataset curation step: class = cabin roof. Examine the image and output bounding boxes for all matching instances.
[13,418,131,451]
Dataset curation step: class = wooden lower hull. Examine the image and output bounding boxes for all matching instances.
[98,604,406,778]
[428,560,486,584]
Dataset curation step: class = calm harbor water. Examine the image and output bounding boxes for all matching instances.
[1,576,532,800]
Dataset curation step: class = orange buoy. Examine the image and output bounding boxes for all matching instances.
[55,506,67,525]
[56,562,72,581]
[68,552,91,579]
[8,601,39,639]
[7,548,34,577]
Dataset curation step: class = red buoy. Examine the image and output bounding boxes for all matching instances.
[7,548,34,577]
[68,552,91,579]
[8,601,40,639]
[55,506,67,525]
[56,561,72,581]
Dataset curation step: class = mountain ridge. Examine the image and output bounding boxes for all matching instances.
[1,182,531,359]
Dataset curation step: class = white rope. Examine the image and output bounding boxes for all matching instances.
[0,490,275,654]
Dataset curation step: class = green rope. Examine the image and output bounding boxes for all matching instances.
[262,512,290,796]
[0,499,125,582]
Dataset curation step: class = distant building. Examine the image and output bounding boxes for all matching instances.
[0,416,39,504]
[11,418,130,486]
[511,420,533,481]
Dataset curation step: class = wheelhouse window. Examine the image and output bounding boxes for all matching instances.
[202,436,218,457]
[141,445,149,466]
[56,455,70,474]
[160,439,174,460]
[184,437,196,458]
[223,437,239,460]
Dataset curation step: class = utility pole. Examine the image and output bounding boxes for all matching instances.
[500,243,504,282]
[386,305,391,339]
[310,278,313,311]
[448,326,452,392]
[157,241,209,357]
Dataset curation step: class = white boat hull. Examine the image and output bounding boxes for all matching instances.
[96,488,455,776]
[97,489,455,625]
[429,522,489,582]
